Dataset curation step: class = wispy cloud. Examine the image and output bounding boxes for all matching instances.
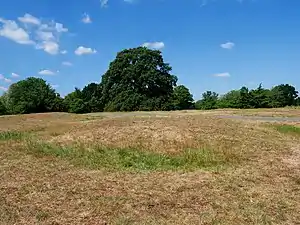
[62,61,73,66]
[100,0,108,7]
[38,69,56,75]
[11,73,20,78]
[0,14,69,55]
[0,86,7,91]
[75,46,97,55]
[0,18,34,45]
[51,84,59,89]
[142,42,165,50]
[0,74,12,83]
[82,13,92,24]
[221,42,235,49]
[18,14,41,25]
[202,0,246,7]
[124,0,135,3]
[213,72,231,77]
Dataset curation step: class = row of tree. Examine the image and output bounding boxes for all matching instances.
[0,47,299,115]
[196,84,300,110]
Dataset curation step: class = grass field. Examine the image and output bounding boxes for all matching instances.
[0,109,300,224]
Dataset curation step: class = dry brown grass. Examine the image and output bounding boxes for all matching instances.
[224,107,300,117]
[0,110,300,224]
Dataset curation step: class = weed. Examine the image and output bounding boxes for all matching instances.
[274,124,300,135]
[35,210,50,222]
[23,141,226,171]
[0,131,28,141]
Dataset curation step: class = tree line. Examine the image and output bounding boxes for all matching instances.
[0,47,299,115]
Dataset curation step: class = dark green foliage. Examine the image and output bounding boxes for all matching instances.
[196,91,218,110]
[269,84,298,107]
[238,86,253,109]
[101,47,177,111]
[63,84,103,113]
[296,97,300,106]
[173,85,194,110]
[63,88,89,114]
[218,90,241,108]
[197,83,299,110]
[82,83,104,112]
[6,77,61,114]
[0,96,6,115]
[249,84,271,108]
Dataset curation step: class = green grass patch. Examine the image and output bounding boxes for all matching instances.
[23,141,226,171]
[274,124,300,135]
[0,131,29,141]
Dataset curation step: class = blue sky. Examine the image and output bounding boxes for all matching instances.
[0,0,299,99]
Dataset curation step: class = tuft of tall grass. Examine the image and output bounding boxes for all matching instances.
[23,141,227,171]
[0,131,28,141]
[274,125,300,135]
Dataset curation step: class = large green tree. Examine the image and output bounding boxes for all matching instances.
[173,85,194,110]
[269,84,298,107]
[6,77,60,114]
[101,47,178,111]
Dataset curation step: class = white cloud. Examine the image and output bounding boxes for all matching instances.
[35,23,65,55]
[0,86,7,91]
[220,42,235,49]
[213,72,231,77]
[18,14,40,25]
[0,15,69,55]
[36,30,55,41]
[51,84,59,89]
[62,61,73,66]
[36,41,59,55]
[38,69,56,75]
[142,42,165,50]
[0,74,12,83]
[4,78,12,83]
[60,50,67,54]
[55,23,68,33]
[82,13,92,24]
[0,18,34,45]
[75,46,97,55]
[35,20,68,55]
[100,0,108,7]
[11,73,20,78]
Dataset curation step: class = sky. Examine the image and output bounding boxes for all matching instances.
[0,0,299,99]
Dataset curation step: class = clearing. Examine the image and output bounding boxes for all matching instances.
[0,109,300,225]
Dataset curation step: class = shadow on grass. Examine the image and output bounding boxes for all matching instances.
[23,140,228,171]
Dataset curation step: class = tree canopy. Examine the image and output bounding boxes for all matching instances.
[195,91,218,110]
[173,85,194,110]
[101,47,178,111]
[5,77,62,114]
